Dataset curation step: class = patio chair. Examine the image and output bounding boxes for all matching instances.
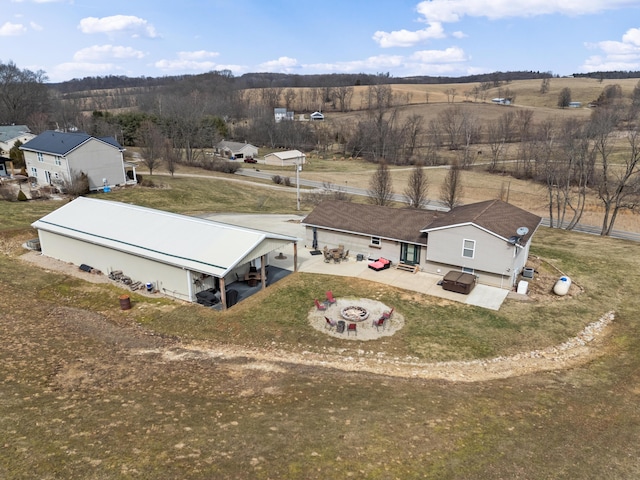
[325,317,337,330]
[314,299,327,311]
[347,323,357,336]
[373,317,386,331]
[326,291,337,305]
[382,307,394,320]
[342,250,350,261]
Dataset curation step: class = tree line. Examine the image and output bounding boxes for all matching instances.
[2,59,639,236]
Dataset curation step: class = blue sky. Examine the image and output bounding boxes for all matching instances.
[3,0,640,83]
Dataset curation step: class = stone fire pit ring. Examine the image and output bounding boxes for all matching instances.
[340,305,370,322]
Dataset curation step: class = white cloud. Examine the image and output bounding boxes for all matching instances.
[258,56,299,72]
[415,0,638,23]
[452,31,467,39]
[73,45,146,62]
[373,23,445,48]
[52,62,121,81]
[79,15,158,38]
[411,46,468,64]
[304,54,405,73]
[30,22,43,31]
[0,22,27,36]
[176,50,219,61]
[582,27,640,71]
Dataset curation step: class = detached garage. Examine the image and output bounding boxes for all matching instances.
[32,197,298,309]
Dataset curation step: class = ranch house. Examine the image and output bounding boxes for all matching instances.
[302,199,541,289]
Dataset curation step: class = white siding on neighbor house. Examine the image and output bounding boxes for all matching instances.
[38,230,193,300]
[24,151,70,187]
[66,138,126,190]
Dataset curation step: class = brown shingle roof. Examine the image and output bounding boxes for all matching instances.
[302,200,440,245]
[422,199,541,244]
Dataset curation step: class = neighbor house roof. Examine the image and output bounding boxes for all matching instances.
[20,130,124,156]
[302,200,440,244]
[0,125,31,143]
[32,197,297,278]
[216,140,256,151]
[421,199,541,245]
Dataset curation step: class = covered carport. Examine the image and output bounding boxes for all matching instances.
[32,197,298,310]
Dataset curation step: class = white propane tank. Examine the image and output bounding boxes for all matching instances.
[553,276,571,296]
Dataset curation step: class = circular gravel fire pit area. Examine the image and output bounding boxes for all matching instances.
[340,305,369,322]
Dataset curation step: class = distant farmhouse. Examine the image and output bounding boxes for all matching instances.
[215,140,258,160]
[20,130,137,192]
[310,111,324,121]
[274,108,294,122]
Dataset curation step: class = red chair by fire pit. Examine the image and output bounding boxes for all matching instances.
[314,299,327,311]
[326,291,337,305]
[325,317,337,330]
[347,323,357,336]
[382,307,394,320]
[373,317,386,331]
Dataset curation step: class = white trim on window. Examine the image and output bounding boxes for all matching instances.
[462,266,475,274]
[30,166,37,176]
[55,156,62,166]
[37,152,43,162]
[370,236,382,248]
[462,239,475,258]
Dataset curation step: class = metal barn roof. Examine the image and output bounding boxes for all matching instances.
[32,197,297,277]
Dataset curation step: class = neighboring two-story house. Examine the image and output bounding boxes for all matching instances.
[0,125,35,157]
[20,130,132,192]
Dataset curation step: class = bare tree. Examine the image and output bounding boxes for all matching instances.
[137,120,164,175]
[0,60,49,125]
[333,85,354,112]
[283,88,297,111]
[540,77,551,94]
[404,164,429,208]
[591,107,640,235]
[558,87,572,109]
[440,161,464,210]
[164,138,180,177]
[368,162,394,206]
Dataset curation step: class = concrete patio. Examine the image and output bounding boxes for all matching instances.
[204,213,510,311]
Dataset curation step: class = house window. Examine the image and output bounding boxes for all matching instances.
[370,236,381,248]
[37,152,43,162]
[30,166,37,176]
[462,239,475,258]
[55,156,62,166]
[462,267,475,274]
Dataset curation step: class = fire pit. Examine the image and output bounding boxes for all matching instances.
[340,305,369,322]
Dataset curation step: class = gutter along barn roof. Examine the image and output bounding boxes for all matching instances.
[32,197,297,278]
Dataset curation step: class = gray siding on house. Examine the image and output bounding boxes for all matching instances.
[66,138,126,190]
[305,226,411,264]
[424,224,529,287]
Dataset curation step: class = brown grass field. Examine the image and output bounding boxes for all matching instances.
[2,77,640,478]
[2,166,640,478]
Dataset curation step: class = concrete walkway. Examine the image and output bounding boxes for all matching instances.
[204,213,509,310]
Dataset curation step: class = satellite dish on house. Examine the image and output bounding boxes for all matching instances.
[516,226,529,237]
